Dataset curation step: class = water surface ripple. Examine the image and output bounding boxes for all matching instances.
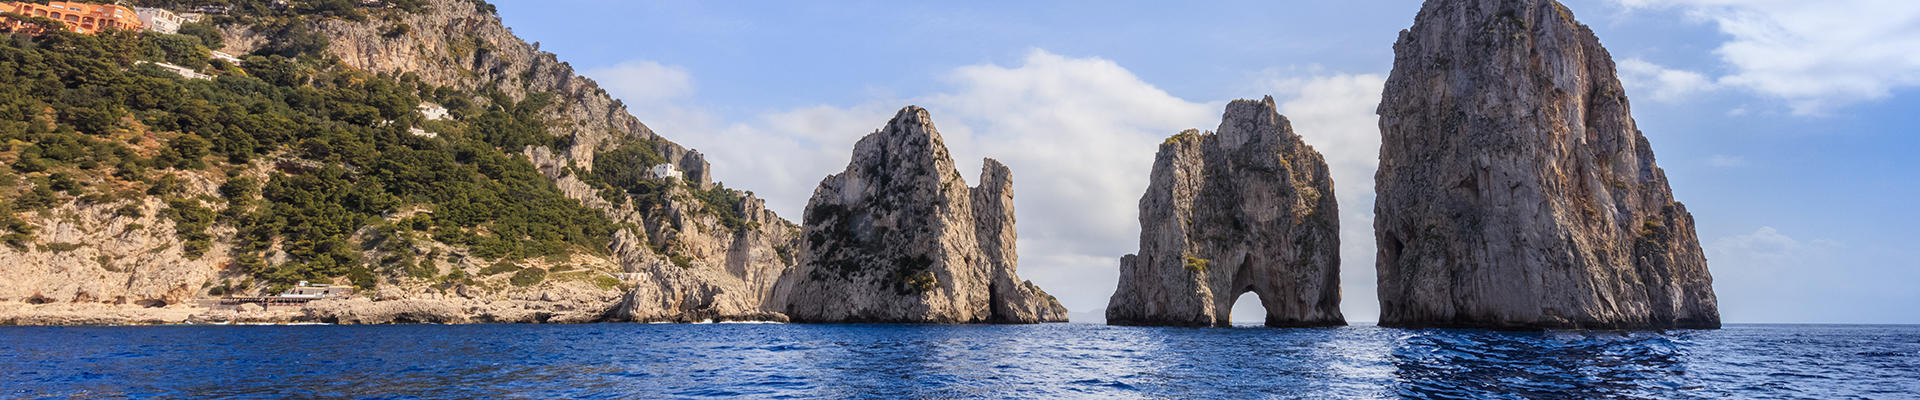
[1,323,1914,399]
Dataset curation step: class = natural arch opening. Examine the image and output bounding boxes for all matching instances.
[1228,291,1268,326]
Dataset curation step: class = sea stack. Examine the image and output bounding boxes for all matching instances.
[1373,0,1720,329]
[1105,98,1344,327]
[774,106,1068,323]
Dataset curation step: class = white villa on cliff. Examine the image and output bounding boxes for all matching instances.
[651,164,682,180]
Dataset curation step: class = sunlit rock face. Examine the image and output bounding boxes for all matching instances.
[1373,0,1719,330]
[774,106,1068,324]
[1106,98,1345,328]
[205,0,802,323]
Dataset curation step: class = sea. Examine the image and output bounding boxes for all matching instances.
[1,323,1915,399]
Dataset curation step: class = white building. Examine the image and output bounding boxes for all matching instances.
[280,281,353,298]
[417,102,450,121]
[651,164,683,180]
[137,61,210,80]
[134,7,186,33]
[210,50,241,65]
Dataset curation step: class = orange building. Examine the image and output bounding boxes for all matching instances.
[3,1,143,34]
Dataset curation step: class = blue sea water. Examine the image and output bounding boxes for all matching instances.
[1,323,1915,399]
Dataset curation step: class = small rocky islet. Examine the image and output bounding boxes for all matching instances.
[0,0,1716,330]
[1371,0,1720,330]
[774,106,1067,323]
[1105,98,1345,328]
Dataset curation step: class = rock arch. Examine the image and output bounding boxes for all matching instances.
[1105,98,1346,328]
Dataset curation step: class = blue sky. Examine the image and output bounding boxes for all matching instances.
[493,0,1919,324]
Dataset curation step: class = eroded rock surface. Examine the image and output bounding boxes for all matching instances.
[1373,0,1719,329]
[1106,98,1344,327]
[2,0,805,325]
[299,0,800,322]
[775,106,1067,323]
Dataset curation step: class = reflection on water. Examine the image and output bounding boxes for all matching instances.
[1388,330,1696,398]
[0,323,1914,399]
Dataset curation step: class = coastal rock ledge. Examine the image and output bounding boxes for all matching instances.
[1106,98,1345,327]
[773,106,1069,323]
[1373,0,1720,330]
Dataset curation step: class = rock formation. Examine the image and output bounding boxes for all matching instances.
[0,0,800,324]
[296,0,801,323]
[774,106,1068,323]
[1373,0,1719,329]
[1105,98,1345,327]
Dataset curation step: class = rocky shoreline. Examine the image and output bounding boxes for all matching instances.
[0,299,794,326]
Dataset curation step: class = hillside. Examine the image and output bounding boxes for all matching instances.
[0,0,800,324]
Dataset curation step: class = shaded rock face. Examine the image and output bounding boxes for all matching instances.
[1374,0,1719,330]
[775,106,1067,323]
[1106,98,1344,327]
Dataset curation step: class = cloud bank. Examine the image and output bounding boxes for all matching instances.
[1611,0,1920,114]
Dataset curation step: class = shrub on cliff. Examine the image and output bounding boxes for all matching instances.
[509,268,546,287]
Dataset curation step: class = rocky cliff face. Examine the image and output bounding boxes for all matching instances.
[2,0,801,324]
[1373,0,1719,329]
[253,0,798,322]
[0,183,229,310]
[1105,98,1344,327]
[971,159,1070,323]
[774,106,1067,323]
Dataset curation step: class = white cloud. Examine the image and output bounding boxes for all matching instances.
[1706,226,1919,323]
[1708,154,1747,167]
[660,104,898,220]
[582,60,696,105]
[923,50,1223,314]
[1611,0,1920,115]
[1706,227,1840,322]
[1617,58,1717,102]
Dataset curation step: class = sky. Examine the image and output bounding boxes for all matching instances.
[491,0,1920,324]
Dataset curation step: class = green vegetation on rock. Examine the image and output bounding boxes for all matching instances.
[0,24,612,288]
[509,267,546,287]
[1184,255,1211,273]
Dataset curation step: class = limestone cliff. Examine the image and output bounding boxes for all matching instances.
[1105,98,1344,327]
[285,0,802,322]
[1,0,800,324]
[1373,0,1719,329]
[0,181,230,310]
[774,106,1067,323]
